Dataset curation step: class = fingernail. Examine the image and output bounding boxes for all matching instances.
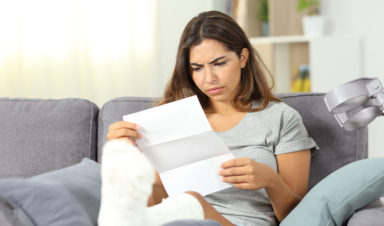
[135,124,141,130]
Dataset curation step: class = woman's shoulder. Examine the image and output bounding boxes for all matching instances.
[253,99,295,111]
[252,100,301,119]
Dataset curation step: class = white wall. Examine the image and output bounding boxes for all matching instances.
[321,0,384,157]
[153,0,226,97]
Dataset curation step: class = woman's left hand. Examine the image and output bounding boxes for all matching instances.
[219,158,277,190]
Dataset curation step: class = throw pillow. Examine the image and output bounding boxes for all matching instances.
[0,158,101,226]
[280,158,384,226]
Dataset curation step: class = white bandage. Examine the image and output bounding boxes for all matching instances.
[98,140,155,226]
[98,140,205,226]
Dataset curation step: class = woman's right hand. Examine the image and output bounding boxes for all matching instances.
[107,121,141,144]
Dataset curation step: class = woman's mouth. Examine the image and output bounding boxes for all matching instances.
[206,87,224,95]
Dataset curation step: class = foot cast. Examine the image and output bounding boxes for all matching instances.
[98,140,204,226]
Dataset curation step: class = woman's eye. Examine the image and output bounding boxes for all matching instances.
[215,61,226,66]
[192,67,202,72]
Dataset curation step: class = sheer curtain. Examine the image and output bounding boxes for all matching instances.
[0,0,156,106]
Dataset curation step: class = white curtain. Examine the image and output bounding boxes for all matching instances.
[0,0,156,106]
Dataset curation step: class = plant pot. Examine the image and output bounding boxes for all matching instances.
[302,15,325,37]
[261,21,270,36]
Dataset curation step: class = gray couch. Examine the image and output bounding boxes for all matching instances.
[0,93,383,225]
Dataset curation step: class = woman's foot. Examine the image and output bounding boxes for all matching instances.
[98,140,155,226]
[98,140,205,226]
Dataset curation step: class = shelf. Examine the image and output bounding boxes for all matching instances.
[250,36,362,93]
[250,36,310,93]
[249,36,310,45]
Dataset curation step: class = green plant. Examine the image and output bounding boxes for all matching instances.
[297,0,320,15]
[257,0,269,22]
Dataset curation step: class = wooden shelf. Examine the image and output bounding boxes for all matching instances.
[250,36,362,93]
[250,36,310,45]
[234,1,362,93]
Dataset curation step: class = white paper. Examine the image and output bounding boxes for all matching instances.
[123,96,234,196]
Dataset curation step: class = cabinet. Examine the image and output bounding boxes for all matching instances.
[250,36,362,93]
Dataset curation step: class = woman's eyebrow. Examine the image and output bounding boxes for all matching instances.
[208,56,225,64]
[190,56,226,67]
[190,62,202,67]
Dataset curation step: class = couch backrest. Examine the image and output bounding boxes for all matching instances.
[98,96,155,161]
[277,93,367,189]
[98,93,368,189]
[0,98,99,178]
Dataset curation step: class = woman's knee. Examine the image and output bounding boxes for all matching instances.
[185,191,206,206]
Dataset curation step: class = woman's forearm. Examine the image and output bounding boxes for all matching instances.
[265,172,303,222]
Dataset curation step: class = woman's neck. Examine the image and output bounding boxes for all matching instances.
[205,100,253,114]
[205,100,237,114]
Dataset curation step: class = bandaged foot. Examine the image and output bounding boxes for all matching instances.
[98,140,155,226]
[98,140,204,226]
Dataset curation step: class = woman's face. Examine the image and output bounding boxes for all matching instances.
[189,39,248,104]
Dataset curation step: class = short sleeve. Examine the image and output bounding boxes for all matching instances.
[274,107,318,155]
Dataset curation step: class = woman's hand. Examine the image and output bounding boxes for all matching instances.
[219,158,278,190]
[107,121,141,145]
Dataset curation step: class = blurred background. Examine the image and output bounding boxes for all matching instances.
[0,0,383,157]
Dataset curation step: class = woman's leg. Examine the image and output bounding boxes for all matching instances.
[99,140,235,226]
[99,140,155,226]
[186,191,235,226]
[147,172,168,206]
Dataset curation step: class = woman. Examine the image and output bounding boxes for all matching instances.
[104,11,318,226]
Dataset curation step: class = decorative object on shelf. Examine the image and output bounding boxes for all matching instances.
[257,0,269,36]
[291,64,311,92]
[324,77,384,131]
[297,0,325,37]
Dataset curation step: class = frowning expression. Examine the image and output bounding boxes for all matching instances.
[189,39,248,104]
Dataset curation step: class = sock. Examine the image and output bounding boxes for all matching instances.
[145,193,205,225]
[98,140,155,226]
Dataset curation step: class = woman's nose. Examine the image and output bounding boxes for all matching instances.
[204,67,217,83]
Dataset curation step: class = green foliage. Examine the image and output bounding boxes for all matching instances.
[297,0,320,15]
[257,0,269,22]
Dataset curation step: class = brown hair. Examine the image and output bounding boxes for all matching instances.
[158,10,280,111]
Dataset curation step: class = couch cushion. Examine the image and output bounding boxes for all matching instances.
[280,158,384,226]
[347,206,384,226]
[0,98,99,178]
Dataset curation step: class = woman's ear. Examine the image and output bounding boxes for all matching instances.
[240,48,249,68]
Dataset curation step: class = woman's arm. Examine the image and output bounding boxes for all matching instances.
[220,149,311,222]
[267,149,311,222]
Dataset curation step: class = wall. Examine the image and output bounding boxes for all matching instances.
[154,0,226,97]
[0,0,225,106]
[321,0,384,157]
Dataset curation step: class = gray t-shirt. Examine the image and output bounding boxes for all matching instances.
[204,101,318,226]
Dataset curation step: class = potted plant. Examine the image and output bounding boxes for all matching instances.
[297,0,324,37]
[257,0,269,36]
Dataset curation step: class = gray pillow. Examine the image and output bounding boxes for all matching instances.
[0,158,220,226]
[0,158,101,226]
